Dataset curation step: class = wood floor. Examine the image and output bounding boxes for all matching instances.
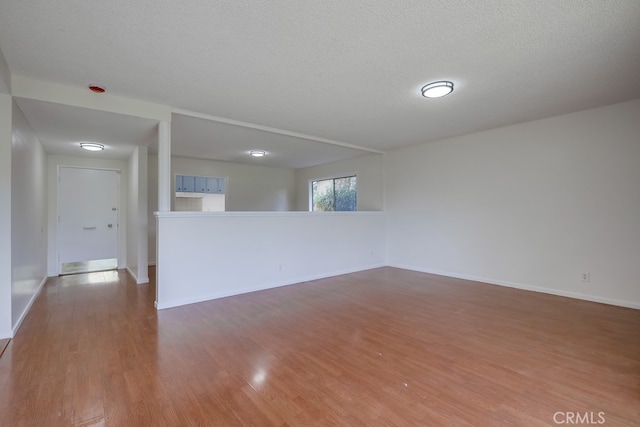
[0,268,638,426]
[0,339,8,359]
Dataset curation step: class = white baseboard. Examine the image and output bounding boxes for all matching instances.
[11,275,49,337]
[156,263,385,310]
[388,263,640,310]
[126,267,138,282]
[126,266,149,284]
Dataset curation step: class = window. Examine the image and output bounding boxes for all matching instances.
[311,175,357,211]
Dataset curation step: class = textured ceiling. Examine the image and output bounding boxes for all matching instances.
[1,1,639,165]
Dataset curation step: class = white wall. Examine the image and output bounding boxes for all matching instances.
[148,154,158,264]
[127,149,138,277]
[148,155,297,264]
[10,101,48,333]
[0,94,12,338]
[0,47,10,94]
[137,147,148,282]
[127,146,148,283]
[47,155,128,276]
[386,99,640,308]
[155,212,385,309]
[295,153,384,211]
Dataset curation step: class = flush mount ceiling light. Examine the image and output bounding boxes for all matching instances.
[421,81,454,98]
[250,150,266,157]
[80,142,104,151]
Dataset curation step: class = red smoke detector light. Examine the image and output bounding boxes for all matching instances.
[88,84,106,93]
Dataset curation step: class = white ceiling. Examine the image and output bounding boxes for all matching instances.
[1,1,639,167]
[15,98,158,160]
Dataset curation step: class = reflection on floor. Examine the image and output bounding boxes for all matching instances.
[61,258,118,275]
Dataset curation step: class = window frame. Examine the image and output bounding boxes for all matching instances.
[309,174,357,212]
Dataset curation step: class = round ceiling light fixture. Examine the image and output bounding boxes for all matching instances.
[421,81,454,98]
[88,84,106,93]
[80,142,105,151]
[250,150,266,157]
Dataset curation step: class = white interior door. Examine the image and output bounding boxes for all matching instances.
[58,167,119,273]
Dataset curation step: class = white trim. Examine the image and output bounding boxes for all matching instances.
[125,266,149,284]
[154,210,384,218]
[156,263,385,310]
[172,108,385,155]
[11,275,48,337]
[126,266,138,282]
[388,263,640,310]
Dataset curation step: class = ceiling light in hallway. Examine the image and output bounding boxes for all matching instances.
[80,142,104,151]
[421,81,454,98]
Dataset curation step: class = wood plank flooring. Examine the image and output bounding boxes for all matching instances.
[0,267,638,426]
[0,339,9,359]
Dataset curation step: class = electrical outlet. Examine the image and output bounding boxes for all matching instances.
[581,272,590,282]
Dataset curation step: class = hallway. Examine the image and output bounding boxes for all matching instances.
[0,270,157,426]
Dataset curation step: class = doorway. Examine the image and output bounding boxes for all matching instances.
[57,166,120,274]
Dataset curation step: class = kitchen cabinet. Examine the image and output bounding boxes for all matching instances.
[206,177,225,193]
[175,175,195,192]
[194,176,207,193]
[176,175,225,194]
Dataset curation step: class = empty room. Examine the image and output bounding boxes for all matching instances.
[1,1,639,426]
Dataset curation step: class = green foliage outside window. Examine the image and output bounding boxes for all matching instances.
[312,176,357,211]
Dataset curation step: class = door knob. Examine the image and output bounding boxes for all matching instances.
[108,224,113,228]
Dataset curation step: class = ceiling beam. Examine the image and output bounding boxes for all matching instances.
[173,108,385,155]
